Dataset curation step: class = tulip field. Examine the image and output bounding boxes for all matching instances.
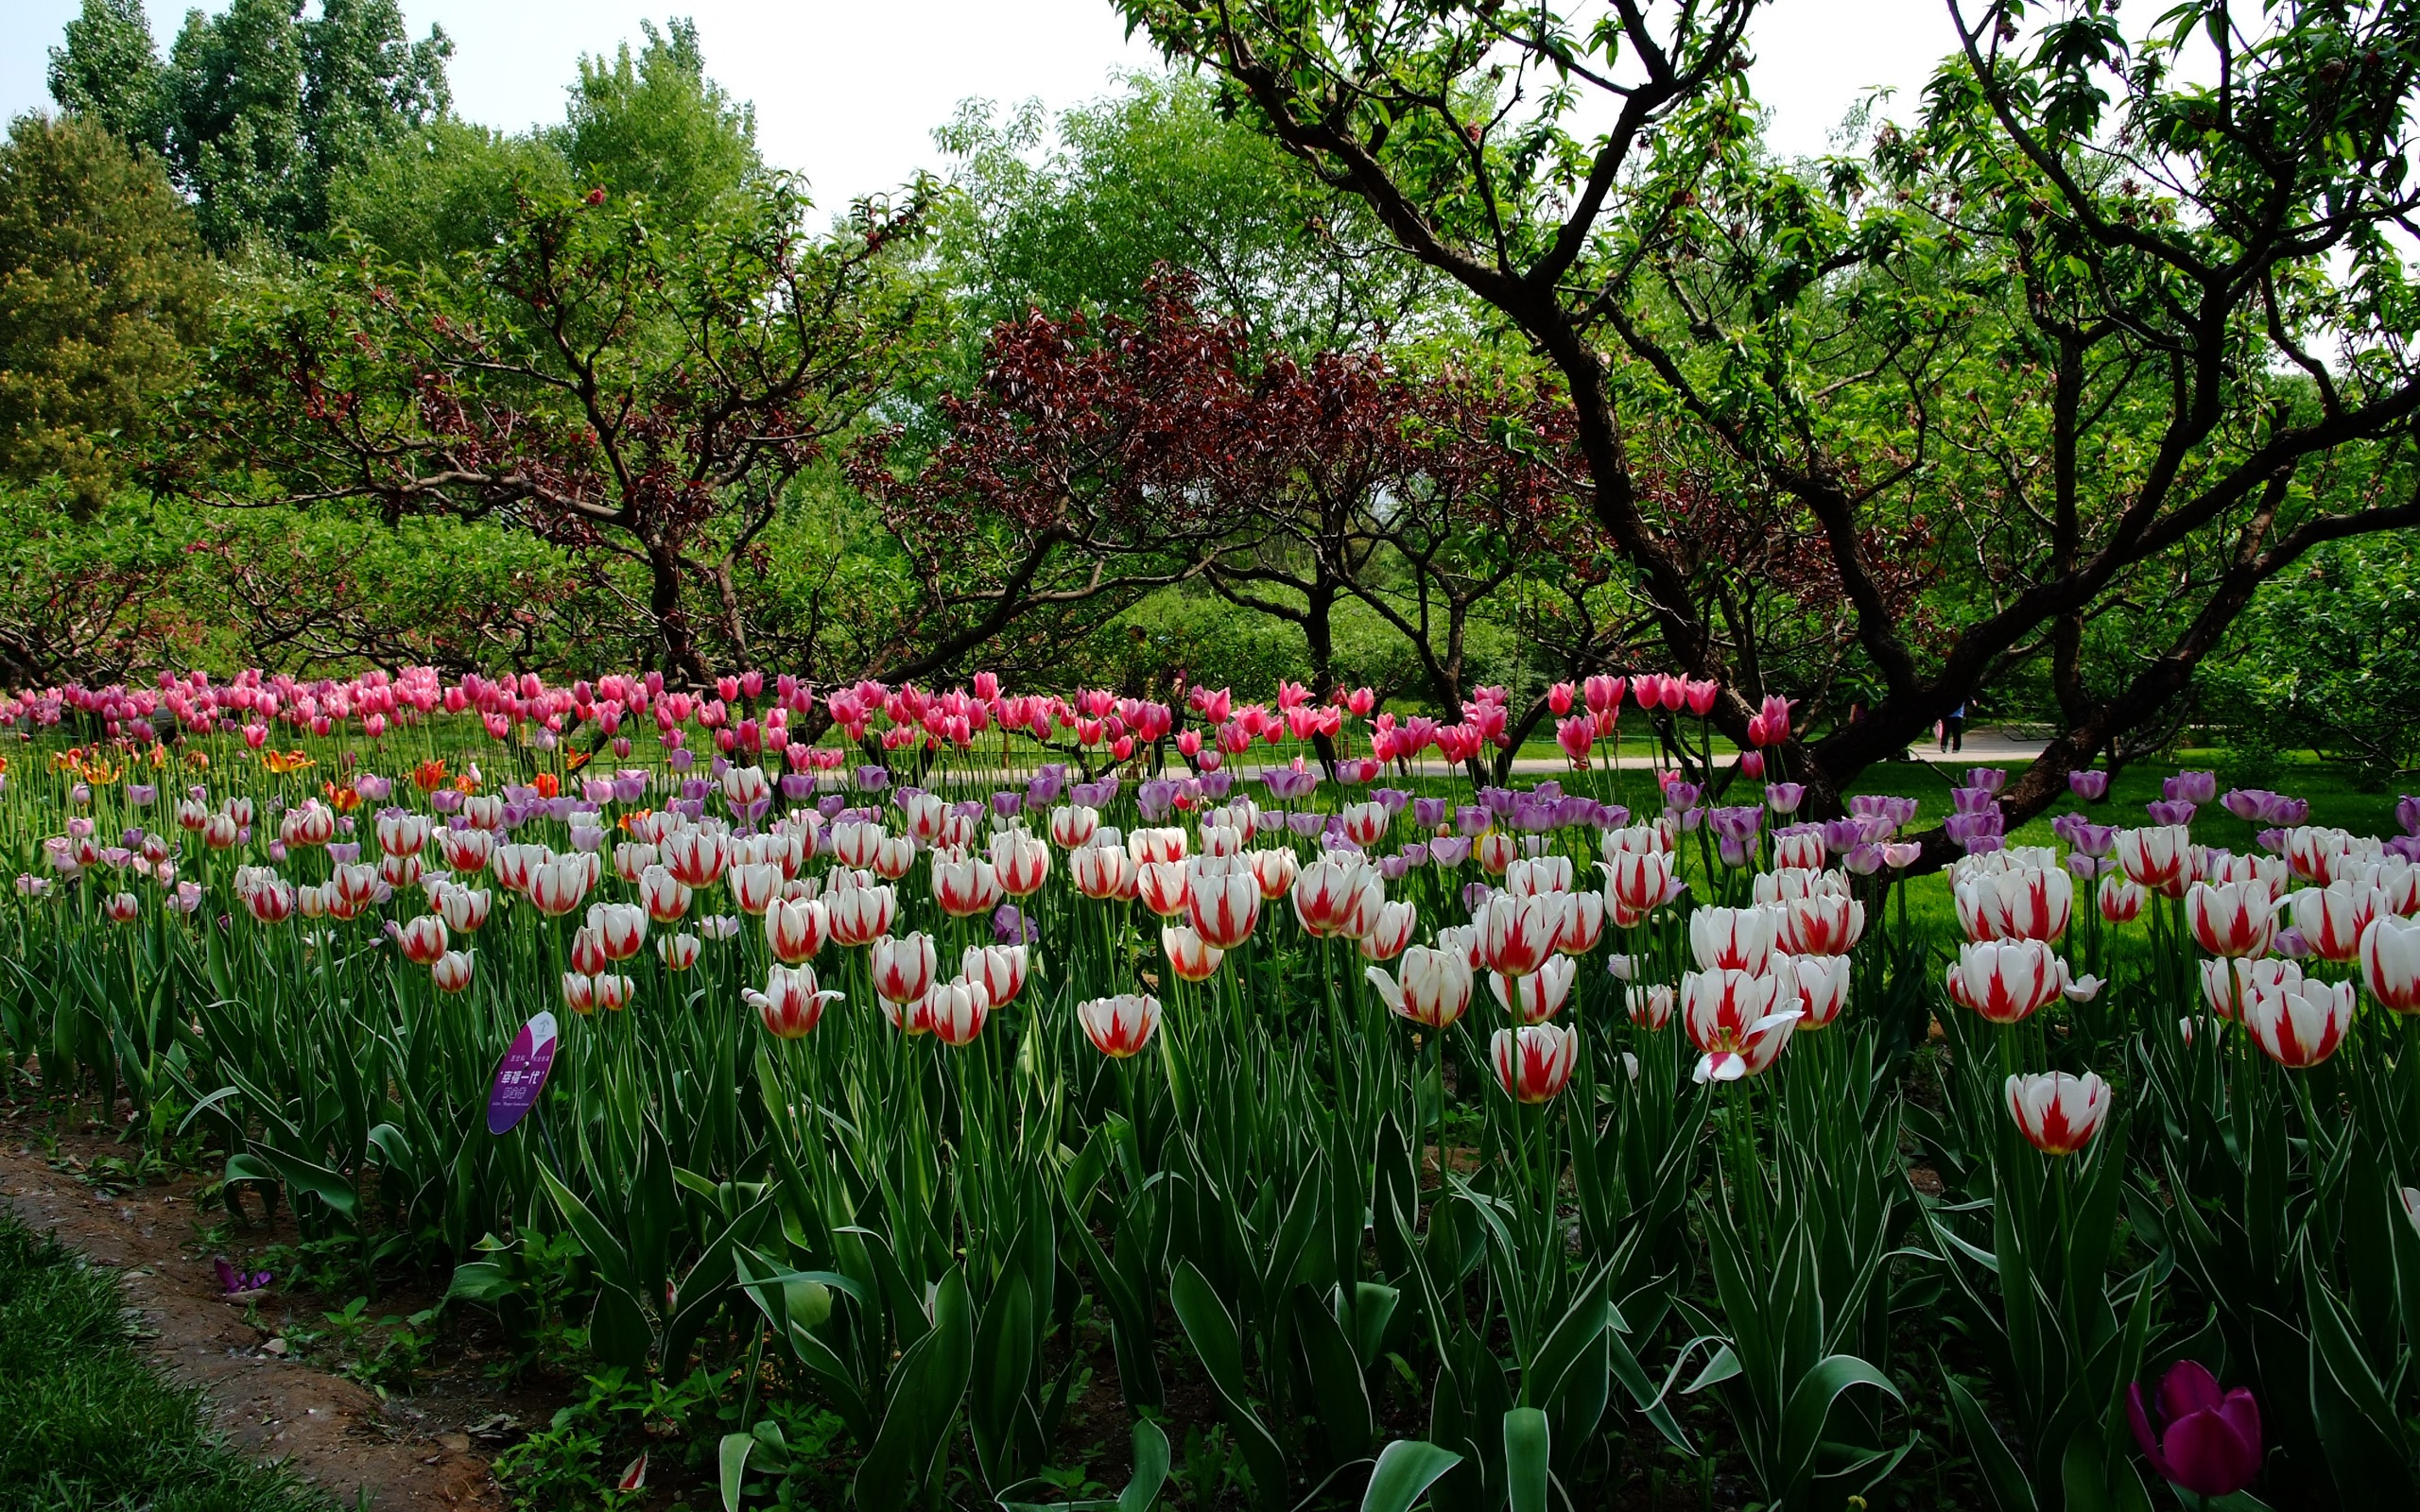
[7,667,2420,1512]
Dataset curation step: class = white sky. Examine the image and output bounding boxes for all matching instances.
[4,0,1962,207]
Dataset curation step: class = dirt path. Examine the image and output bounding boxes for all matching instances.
[0,1107,502,1512]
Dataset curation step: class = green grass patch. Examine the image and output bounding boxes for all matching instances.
[0,1206,330,1512]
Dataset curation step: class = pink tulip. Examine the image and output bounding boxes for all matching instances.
[1080,993,1161,1057]
[2186,881,2275,958]
[1490,955,1578,1024]
[872,933,937,1005]
[1247,848,1299,901]
[2243,971,2354,1067]
[397,915,449,966]
[923,978,991,1046]
[2361,915,2420,1013]
[1949,939,2064,1023]
[2116,825,2192,899]
[1367,945,1473,1029]
[2098,873,2145,923]
[763,897,827,964]
[962,943,1028,1006]
[933,854,1005,919]
[1161,924,1223,982]
[750,964,838,1039]
[430,950,475,993]
[1478,891,1562,977]
[1185,857,1261,949]
[2004,1071,2111,1156]
[1683,967,1798,1081]
[1687,906,1776,974]
[1492,1023,1579,1103]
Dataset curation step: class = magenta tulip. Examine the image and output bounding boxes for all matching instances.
[2127,1361,2260,1498]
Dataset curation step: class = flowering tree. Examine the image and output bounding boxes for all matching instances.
[1115,0,2420,826]
[179,175,938,684]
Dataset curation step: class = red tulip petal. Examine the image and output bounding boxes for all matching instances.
[2160,1358,2223,1420]
[2126,1383,2171,1480]
[2165,1413,2254,1498]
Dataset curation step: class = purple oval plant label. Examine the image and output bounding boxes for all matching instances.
[487,1011,560,1135]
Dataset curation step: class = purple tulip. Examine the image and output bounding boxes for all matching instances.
[1850,794,1919,832]
[2221,788,2272,822]
[853,764,890,792]
[2389,834,2420,864]
[1662,781,1703,813]
[1944,810,2005,851]
[2127,1361,2260,1498]
[1412,797,1448,830]
[1461,881,1494,912]
[1951,786,1999,815]
[992,903,1037,946]
[1429,835,1472,868]
[2146,799,2197,826]
[780,773,814,800]
[214,1257,272,1296]
[2068,769,2110,801]
[2397,794,2420,837]
[1399,841,1429,867]
[1822,817,1866,853]
[1198,768,1234,799]
[1717,833,1753,868]
[1765,782,1806,814]
[1372,787,1410,814]
[2168,769,2219,804]
[1708,806,1764,843]
[1966,767,2007,795]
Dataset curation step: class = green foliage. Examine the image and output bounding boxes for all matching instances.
[45,0,165,151]
[0,1205,330,1512]
[557,18,761,231]
[48,0,452,252]
[0,488,594,685]
[0,112,211,511]
[2200,535,2420,782]
[936,71,1454,358]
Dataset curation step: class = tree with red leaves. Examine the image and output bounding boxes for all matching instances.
[1119,0,2420,834]
[177,175,937,684]
[850,275,1260,687]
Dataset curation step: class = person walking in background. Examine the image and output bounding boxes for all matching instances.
[1939,702,1966,753]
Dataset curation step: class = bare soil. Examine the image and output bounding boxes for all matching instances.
[0,1100,503,1512]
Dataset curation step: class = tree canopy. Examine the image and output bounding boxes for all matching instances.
[0,112,211,510]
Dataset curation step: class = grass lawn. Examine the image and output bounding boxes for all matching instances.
[0,1206,329,1512]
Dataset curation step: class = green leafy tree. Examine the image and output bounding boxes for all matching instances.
[48,0,452,251]
[183,175,939,681]
[44,0,165,153]
[0,112,211,511]
[556,18,760,230]
[935,71,1455,356]
[329,18,762,271]
[1116,0,2420,833]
